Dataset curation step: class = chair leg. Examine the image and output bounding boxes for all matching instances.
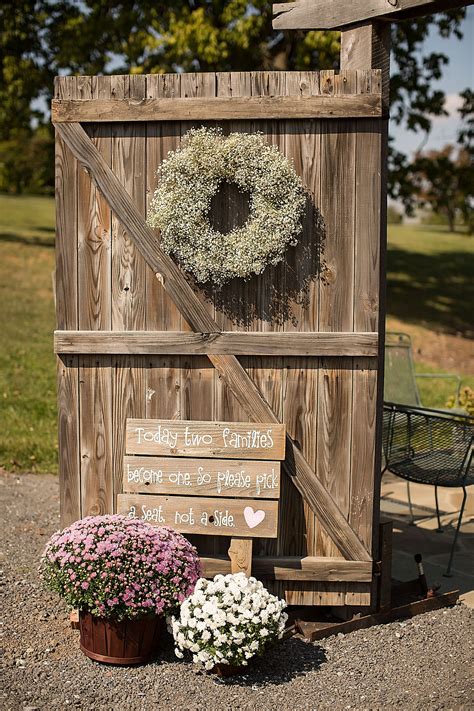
[407,481,416,525]
[435,485,443,533]
[444,487,468,578]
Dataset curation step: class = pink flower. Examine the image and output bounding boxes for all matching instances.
[40,514,201,621]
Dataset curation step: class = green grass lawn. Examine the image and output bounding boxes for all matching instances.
[387,224,473,337]
[0,195,57,473]
[0,194,472,473]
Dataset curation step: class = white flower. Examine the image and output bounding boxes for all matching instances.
[147,127,306,287]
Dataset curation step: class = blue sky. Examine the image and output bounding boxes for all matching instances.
[391,6,473,157]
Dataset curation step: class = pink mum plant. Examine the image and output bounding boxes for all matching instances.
[41,515,201,620]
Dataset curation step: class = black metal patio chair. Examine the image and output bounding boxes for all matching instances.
[383,402,473,576]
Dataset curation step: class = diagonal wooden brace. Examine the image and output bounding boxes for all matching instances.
[54,121,371,563]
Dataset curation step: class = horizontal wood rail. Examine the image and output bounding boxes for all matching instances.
[272,0,467,30]
[201,556,373,582]
[51,94,382,123]
[54,330,379,356]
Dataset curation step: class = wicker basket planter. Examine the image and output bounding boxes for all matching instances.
[79,611,165,665]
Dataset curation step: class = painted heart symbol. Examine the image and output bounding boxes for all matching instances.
[243,506,265,529]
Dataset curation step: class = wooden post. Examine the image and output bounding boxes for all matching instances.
[378,520,393,611]
[341,20,391,592]
[228,538,253,576]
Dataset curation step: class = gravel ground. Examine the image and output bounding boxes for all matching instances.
[1,470,473,711]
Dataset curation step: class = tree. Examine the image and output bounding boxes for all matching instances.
[409,145,472,233]
[0,1,468,194]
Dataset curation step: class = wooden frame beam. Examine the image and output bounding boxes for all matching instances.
[272,0,472,30]
[54,120,371,563]
[201,556,373,582]
[54,330,379,357]
[51,94,382,123]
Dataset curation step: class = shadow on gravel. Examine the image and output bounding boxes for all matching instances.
[200,638,327,687]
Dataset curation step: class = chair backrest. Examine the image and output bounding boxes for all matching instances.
[384,332,421,406]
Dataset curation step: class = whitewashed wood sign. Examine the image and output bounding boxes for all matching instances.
[117,419,285,538]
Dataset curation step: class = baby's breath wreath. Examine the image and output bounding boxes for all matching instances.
[147,127,306,287]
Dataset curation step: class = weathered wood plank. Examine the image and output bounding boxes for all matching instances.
[117,493,279,538]
[57,356,80,526]
[281,71,321,568]
[54,122,218,334]
[145,74,183,424]
[54,330,379,356]
[201,556,373,582]
[110,75,148,509]
[229,539,253,576]
[52,94,382,122]
[272,0,463,30]
[55,76,80,526]
[126,419,286,460]
[316,71,356,566]
[178,73,219,555]
[209,354,371,562]
[77,77,113,519]
[123,455,281,498]
[54,76,78,333]
[55,112,372,563]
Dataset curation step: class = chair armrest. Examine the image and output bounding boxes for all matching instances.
[414,374,462,407]
[384,401,472,421]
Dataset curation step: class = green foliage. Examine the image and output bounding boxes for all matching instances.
[0,2,467,196]
[409,146,472,233]
[446,386,474,416]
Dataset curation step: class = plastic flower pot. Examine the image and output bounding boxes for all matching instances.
[79,611,166,665]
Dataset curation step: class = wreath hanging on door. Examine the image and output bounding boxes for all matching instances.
[147,127,306,287]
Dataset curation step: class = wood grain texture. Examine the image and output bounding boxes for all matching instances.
[110,75,147,509]
[126,419,286,460]
[57,355,80,526]
[55,76,80,526]
[229,539,253,576]
[54,330,379,356]
[54,121,218,334]
[54,72,388,604]
[123,456,281,498]
[316,71,356,566]
[55,119,370,562]
[77,77,113,519]
[117,494,279,538]
[281,71,321,568]
[52,94,382,122]
[272,0,453,30]
[201,556,372,582]
[145,74,183,425]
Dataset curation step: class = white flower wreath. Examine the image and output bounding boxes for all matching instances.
[147,127,306,287]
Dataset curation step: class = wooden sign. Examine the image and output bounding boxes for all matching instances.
[117,494,279,538]
[123,456,281,498]
[118,418,285,542]
[126,419,286,460]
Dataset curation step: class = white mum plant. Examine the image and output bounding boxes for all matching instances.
[171,573,288,670]
[147,127,306,287]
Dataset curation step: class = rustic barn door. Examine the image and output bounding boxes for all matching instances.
[54,70,384,606]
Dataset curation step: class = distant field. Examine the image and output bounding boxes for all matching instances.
[0,194,472,473]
